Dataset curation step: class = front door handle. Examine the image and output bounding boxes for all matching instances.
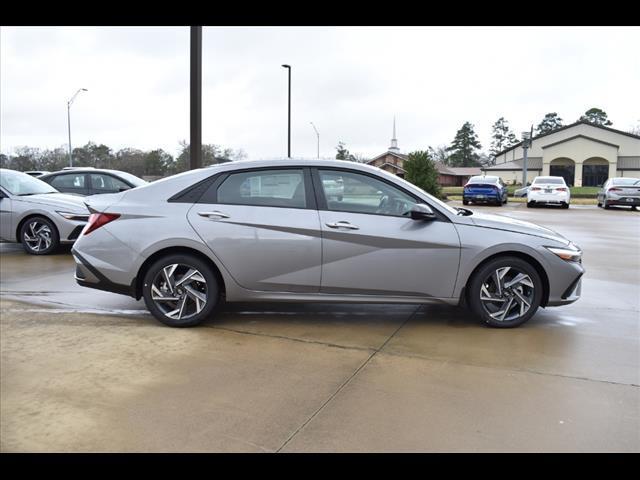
[198,211,230,219]
[325,221,359,230]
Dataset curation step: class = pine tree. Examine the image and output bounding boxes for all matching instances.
[490,117,519,156]
[580,108,612,126]
[404,150,442,199]
[536,112,564,135]
[446,122,482,167]
[335,141,355,161]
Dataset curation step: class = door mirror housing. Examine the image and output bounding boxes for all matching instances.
[409,203,436,221]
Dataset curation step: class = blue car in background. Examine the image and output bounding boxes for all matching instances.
[462,175,508,206]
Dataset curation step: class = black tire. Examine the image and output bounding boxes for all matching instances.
[562,202,569,209]
[526,201,534,208]
[462,199,469,205]
[496,200,503,207]
[603,200,610,209]
[19,216,60,255]
[467,256,543,328]
[142,253,219,327]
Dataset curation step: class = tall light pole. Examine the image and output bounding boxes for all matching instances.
[67,88,88,167]
[521,126,533,186]
[281,64,291,158]
[310,122,319,159]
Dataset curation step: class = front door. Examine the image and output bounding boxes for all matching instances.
[187,168,322,293]
[315,168,461,298]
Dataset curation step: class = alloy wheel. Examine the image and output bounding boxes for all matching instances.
[150,263,208,321]
[479,266,535,322]
[23,221,53,252]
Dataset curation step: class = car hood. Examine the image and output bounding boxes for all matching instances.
[16,193,89,212]
[464,211,569,244]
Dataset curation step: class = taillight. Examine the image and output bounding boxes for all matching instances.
[608,187,622,192]
[556,187,567,192]
[531,187,541,191]
[83,213,120,235]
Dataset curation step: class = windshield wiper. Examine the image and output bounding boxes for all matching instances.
[17,191,57,196]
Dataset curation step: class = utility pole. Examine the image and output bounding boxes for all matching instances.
[521,125,533,186]
[190,26,202,170]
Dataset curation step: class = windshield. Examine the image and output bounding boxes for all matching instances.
[612,178,640,186]
[0,169,59,195]
[533,177,564,185]
[468,176,498,184]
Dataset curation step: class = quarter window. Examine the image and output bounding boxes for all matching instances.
[319,170,416,217]
[217,169,307,208]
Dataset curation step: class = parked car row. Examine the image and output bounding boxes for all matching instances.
[0,168,146,254]
[463,174,639,210]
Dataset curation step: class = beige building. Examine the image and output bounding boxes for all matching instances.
[485,121,640,186]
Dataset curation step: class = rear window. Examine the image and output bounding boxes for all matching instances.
[533,177,564,185]
[468,176,498,184]
[612,178,640,186]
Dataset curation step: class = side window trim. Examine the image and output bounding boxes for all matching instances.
[201,167,317,210]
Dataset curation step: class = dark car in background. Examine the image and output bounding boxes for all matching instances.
[39,168,147,196]
[462,175,508,206]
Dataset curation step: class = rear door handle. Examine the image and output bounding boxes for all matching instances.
[325,221,359,230]
[198,211,230,219]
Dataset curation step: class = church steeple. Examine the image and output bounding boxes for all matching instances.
[389,117,399,152]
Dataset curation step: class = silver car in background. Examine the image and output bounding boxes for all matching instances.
[597,177,640,210]
[72,159,584,329]
[0,169,90,254]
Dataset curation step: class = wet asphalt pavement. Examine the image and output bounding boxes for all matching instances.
[1,202,639,452]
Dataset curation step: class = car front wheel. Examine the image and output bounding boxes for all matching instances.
[142,253,219,327]
[467,256,543,328]
[20,216,60,255]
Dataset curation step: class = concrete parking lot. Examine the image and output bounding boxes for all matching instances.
[1,202,639,452]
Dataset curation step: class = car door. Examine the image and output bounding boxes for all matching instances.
[187,167,322,293]
[48,173,89,196]
[314,168,461,298]
[88,173,132,195]
[0,189,12,241]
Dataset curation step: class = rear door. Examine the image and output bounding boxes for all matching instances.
[314,168,461,298]
[187,167,322,293]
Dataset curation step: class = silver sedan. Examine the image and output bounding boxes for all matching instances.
[597,177,640,210]
[71,159,584,328]
[0,169,90,254]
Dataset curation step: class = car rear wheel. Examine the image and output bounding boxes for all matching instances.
[603,199,610,209]
[526,201,534,208]
[142,254,219,327]
[462,199,469,205]
[20,216,59,255]
[467,256,543,328]
[562,202,569,209]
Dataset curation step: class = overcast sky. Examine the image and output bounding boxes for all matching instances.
[1,26,639,160]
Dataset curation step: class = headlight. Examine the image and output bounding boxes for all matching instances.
[545,243,582,263]
[56,211,90,221]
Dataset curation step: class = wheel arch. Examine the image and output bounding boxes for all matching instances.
[134,246,226,301]
[461,251,550,308]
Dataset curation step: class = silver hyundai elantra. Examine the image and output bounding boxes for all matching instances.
[71,159,584,328]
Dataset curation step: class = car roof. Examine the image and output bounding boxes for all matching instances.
[42,168,131,176]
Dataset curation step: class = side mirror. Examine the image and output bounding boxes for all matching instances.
[118,186,131,192]
[409,203,436,221]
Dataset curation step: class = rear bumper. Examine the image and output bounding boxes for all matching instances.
[72,249,138,298]
[463,193,502,202]
[605,196,640,206]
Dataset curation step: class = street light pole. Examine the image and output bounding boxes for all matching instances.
[310,122,319,159]
[281,64,291,158]
[521,127,532,186]
[67,88,88,168]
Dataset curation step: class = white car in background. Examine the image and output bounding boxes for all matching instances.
[527,176,571,209]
